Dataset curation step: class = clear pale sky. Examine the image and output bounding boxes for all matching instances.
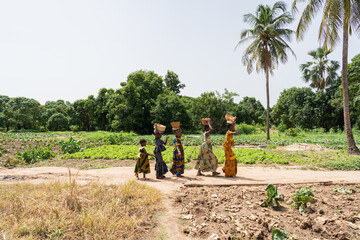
[1,0,359,106]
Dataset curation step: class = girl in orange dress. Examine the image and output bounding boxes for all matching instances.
[222,121,239,177]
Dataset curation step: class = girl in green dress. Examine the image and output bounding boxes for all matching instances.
[134,139,155,180]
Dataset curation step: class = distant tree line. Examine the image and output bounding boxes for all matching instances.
[1,54,360,134]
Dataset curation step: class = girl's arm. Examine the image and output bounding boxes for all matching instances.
[164,136,169,145]
[232,124,240,135]
[205,122,213,136]
[144,148,156,157]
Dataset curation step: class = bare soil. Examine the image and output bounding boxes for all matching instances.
[177,184,360,240]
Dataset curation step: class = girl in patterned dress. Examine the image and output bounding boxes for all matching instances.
[222,120,239,177]
[195,119,220,176]
[170,124,185,177]
[134,139,155,180]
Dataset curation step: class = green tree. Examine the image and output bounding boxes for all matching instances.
[151,90,191,133]
[271,87,316,129]
[47,113,69,131]
[292,0,360,154]
[300,48,340,90]
[0,96,10,130]
[236,97,266,125]
[236,1,295,140]
[95,88,115,130]
[347,54,360,128]
[6,97,41,130]
[117,70,164,134]
[164,70,185,94]
[189,92,228,133]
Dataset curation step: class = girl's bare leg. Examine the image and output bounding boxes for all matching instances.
[196,169,204,176]
[135,173,139,180]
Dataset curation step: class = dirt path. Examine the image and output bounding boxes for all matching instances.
[1,166,360,240]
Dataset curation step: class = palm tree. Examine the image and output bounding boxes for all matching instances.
[292,0,360,154]
[300,48,340,90]
[236,1,295,140]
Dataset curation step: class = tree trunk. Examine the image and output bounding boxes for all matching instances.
[266,67,270,141]
[342,17,360,155]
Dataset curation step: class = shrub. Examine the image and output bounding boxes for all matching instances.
[237,123,257,135]
[16,146,55,164]
[59,137,83,154]
[70,125,79,133]
[277,124,287,133]
[285,128,297,137]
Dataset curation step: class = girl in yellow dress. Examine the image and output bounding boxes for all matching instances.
[134,139,155,180]
[222,118,239,177]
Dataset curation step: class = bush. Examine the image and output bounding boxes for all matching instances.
[237,123,257,135]
[285,128,297,137]
[47,113,69,131]
[277,124,287,133]
[16,146,55,164]
[70,125,79,133]
[59,137,83,154]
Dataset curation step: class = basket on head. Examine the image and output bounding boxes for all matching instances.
[201,118,211,125]
[154,123,166,133]
[225,114,236,123]
[171,122,181,130]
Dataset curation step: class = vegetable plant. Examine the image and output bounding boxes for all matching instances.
[16,146,55,164]
[272,229,289,240]
[59,137,83,154]
[332,187,355,194]
[260,184,284,208]
[292,187,315,214]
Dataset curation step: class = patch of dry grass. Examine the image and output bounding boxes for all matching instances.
[0,180,161,239]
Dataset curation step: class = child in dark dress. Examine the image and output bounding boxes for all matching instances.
[153,124,169,179]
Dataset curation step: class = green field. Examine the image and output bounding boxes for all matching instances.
[1,131,360,170]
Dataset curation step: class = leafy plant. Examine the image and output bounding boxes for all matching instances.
[292,187,315,214]
[272,229,289,240]
[16,146,55,164]
[60,137,83,154]
[332,187,355,194]
[260,184,284,208]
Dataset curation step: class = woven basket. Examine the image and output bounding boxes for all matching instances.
[201,118,211,125]
[171,122,180,129]
[154,123,166,132]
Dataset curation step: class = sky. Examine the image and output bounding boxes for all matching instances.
[1,0,359,107]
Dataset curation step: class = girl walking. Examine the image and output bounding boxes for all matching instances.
[195,118,220,176]
[222,114,239,177]
[153,124,169,179]
[170,122,185,177]
[134,139,155,180]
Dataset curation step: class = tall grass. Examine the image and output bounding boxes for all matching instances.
[0,180,161,240]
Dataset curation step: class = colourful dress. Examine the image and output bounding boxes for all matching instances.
[154,138,168,178]
[222,131,237,177]
[170,137,184,176]
[134,147,150,174]
[195,133,218,172]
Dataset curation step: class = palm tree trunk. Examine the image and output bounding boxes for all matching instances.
[342,17,360,155]
[266,66,270,141]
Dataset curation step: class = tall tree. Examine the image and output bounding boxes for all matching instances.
[300,48,340,90]
[292,0,360,154]
[164,70,185,94]
[236,1,295,140]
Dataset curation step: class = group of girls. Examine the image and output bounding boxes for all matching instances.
[134,115,239,180]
